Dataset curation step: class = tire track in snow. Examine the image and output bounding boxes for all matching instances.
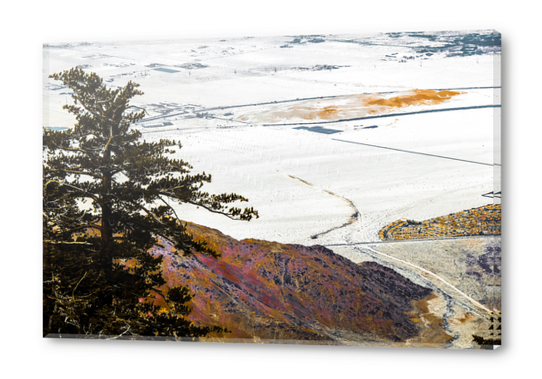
[277,171,360,239]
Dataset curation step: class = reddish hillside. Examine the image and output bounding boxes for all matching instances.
[149,222,451,346]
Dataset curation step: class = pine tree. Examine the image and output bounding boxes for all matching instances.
[43,67,258,339]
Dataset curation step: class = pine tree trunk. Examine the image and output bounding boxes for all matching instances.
[101,141,114,307]
[101,147,113,256]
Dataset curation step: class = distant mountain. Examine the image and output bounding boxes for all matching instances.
[149,222,452,346]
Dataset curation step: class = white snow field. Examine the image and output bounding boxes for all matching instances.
[43,31,501,248]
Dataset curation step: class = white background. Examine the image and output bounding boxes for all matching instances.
[1,1,538,378]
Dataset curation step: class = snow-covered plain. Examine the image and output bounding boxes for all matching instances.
[43,31,501,248]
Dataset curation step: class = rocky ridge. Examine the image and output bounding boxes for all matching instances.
[148,222,452,346]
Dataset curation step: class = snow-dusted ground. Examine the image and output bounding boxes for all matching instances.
[43,31,501,247]
[43,31,502,347]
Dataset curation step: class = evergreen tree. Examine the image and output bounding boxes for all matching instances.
[43,67,258,339]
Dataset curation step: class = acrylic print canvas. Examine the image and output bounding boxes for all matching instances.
[43,30,501,349]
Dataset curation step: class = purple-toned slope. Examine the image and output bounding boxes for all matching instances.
[149,222,450,345]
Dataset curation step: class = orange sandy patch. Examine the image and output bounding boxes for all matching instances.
[364,89,462,109]
[238,89,464,123]
[317,106,339,119]
[406,294,453,345]
[453,312,474,325]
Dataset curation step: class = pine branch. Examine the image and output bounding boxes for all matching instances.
[44,240,94,245]
[44,67,256,339]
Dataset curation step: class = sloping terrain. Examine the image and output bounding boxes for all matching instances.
[379,204,501,240]
[147,222,452,346]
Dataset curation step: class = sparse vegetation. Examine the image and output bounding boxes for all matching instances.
[380,204,501,240]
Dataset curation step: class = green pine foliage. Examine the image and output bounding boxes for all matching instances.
[43,67,258,339]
